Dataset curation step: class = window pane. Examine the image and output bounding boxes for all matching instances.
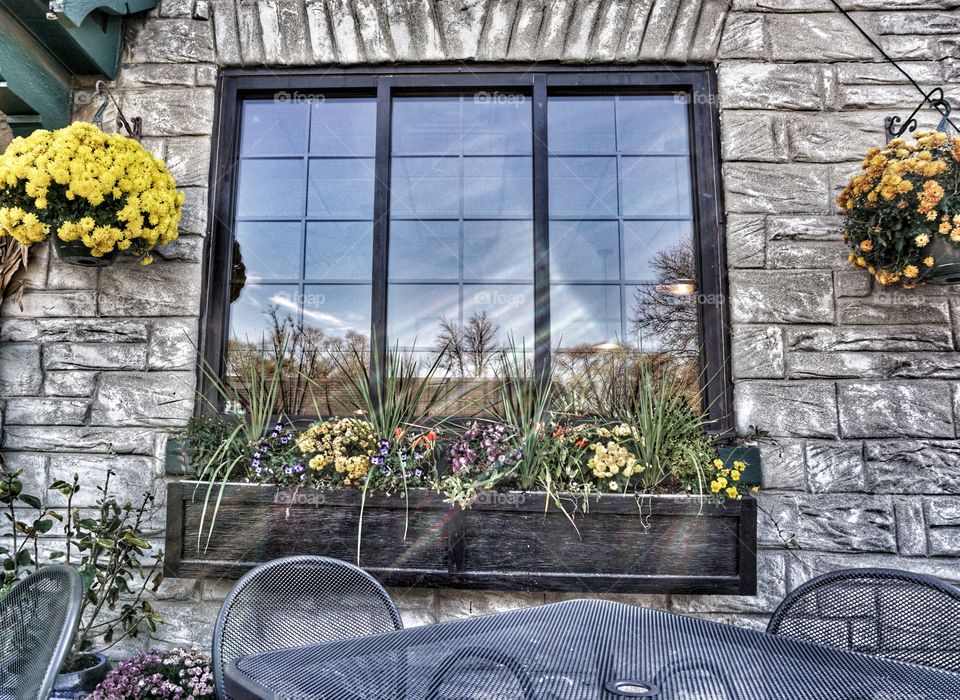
[307,158,375,218]
[551,284,622,349]
[629,283,699,356]
[548,96,616,153]
[617,95,690,154]
[389,221,459,280]
[387,284,460,349]
[548,157,618,218]
[392,97,461,155]
[235,221,301,280]
[463,221,532,280]
[302,284,371,338]
[305,222,373,280]
[623,220,694,282]
[463,95,531,155]
[549,220,619,282]
[463,156,532,218]
[390,157,460,218]
[230,95,376,418]
[310,98,377,156]
[236,159,305,218]
[620,156,692,217]
[240,100,308,155]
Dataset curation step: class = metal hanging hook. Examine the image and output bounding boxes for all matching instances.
[92,80,142,141]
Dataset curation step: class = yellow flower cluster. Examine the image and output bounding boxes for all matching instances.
[586,424,644,491]
[296,418,376,486]
[709,459,755,500]
[838,131,959,288]
[0,122,183,262]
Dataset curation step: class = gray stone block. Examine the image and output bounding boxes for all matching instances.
[725,163,832,214]
[865,441,960,494]
[149,318,199,370]
[729,270,834,324]
[788,352,886,380]
[1,291,96,318]
[44,343,148,371]
[177,187,210,236]
[788,112,883,163]
[758,440,806,491]
[119,63,197,88]
[726,214,766,268]
[834,270,872,298]
[766,241,849,270]
[122,88,215,137]
[0,319,147,344]
[47,454,162,507]
[718,13,766,59]
[838,381,955,438]
[767,14,876,61]
[805,442,864,493]
[2,426,156,454]
[92,372,195,427]
[767,214,844,243]
[786,326,954,352]
[836,297,950,326]
[43,371,99,398]
[162,137,212,188]
[3,398,89,426]
[925,498,960,556]
[125,19,215,64]
[759,494,896,553]
[835,61,942,85]
[98,262,202,317]
[732,325,785,379]
[718,64,824,110]
[722,112,787,162]
[0,343,42,396]
[894,498,927,556]
[735,381,839,438]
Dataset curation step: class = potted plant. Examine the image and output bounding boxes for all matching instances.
[839,130,960,287]
[88,648,215,699]
[165,331,759,595]
[0,121,183,267]
[0,467,164,697]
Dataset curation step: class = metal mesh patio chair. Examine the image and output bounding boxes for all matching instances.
[212,555,403,700]
[767,567,960,672]
[0,566,82,700]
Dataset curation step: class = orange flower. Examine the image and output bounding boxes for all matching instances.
[859,239,873,252]
[903,264,920,279]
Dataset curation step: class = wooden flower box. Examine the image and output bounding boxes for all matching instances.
[164,482,756,595]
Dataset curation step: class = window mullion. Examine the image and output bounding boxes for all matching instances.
[371,77,393,390]
[532,75,550,382]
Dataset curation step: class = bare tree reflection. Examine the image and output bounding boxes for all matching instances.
[630,240,699,357]
[434,311,500,378]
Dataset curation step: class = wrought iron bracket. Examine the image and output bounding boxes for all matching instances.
[92,80,141,140]
[886,87,955,140]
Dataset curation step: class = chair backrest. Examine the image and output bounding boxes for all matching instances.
[212,556,403,699]
[0,566,82,700]
[767,567,960,672]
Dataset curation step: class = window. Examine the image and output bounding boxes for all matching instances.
[202,68,731,432]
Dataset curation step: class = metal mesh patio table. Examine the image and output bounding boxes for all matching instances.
[224,599,960,699]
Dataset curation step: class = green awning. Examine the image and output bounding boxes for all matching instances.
[0,0,157,136]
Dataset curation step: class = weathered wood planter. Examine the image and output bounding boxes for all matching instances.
[165,482,756,595]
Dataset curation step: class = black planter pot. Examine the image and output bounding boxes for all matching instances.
[51,653,111,699]
[52,236,119,268]
[925,234,960,285]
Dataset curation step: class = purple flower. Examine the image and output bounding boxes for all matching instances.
[89,648,215,699]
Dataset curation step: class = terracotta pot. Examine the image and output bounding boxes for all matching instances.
[52,236,119,268]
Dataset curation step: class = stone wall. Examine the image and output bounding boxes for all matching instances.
[2,0,960,654]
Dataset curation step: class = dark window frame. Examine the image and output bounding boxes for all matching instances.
[200,64,733,436]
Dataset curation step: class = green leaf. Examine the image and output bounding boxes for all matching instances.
[33,519,54,534]
[18,494,41,509]
[50,551,65,559]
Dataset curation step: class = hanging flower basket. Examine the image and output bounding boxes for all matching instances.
[0,122,183,267]
[839,130,960,288]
